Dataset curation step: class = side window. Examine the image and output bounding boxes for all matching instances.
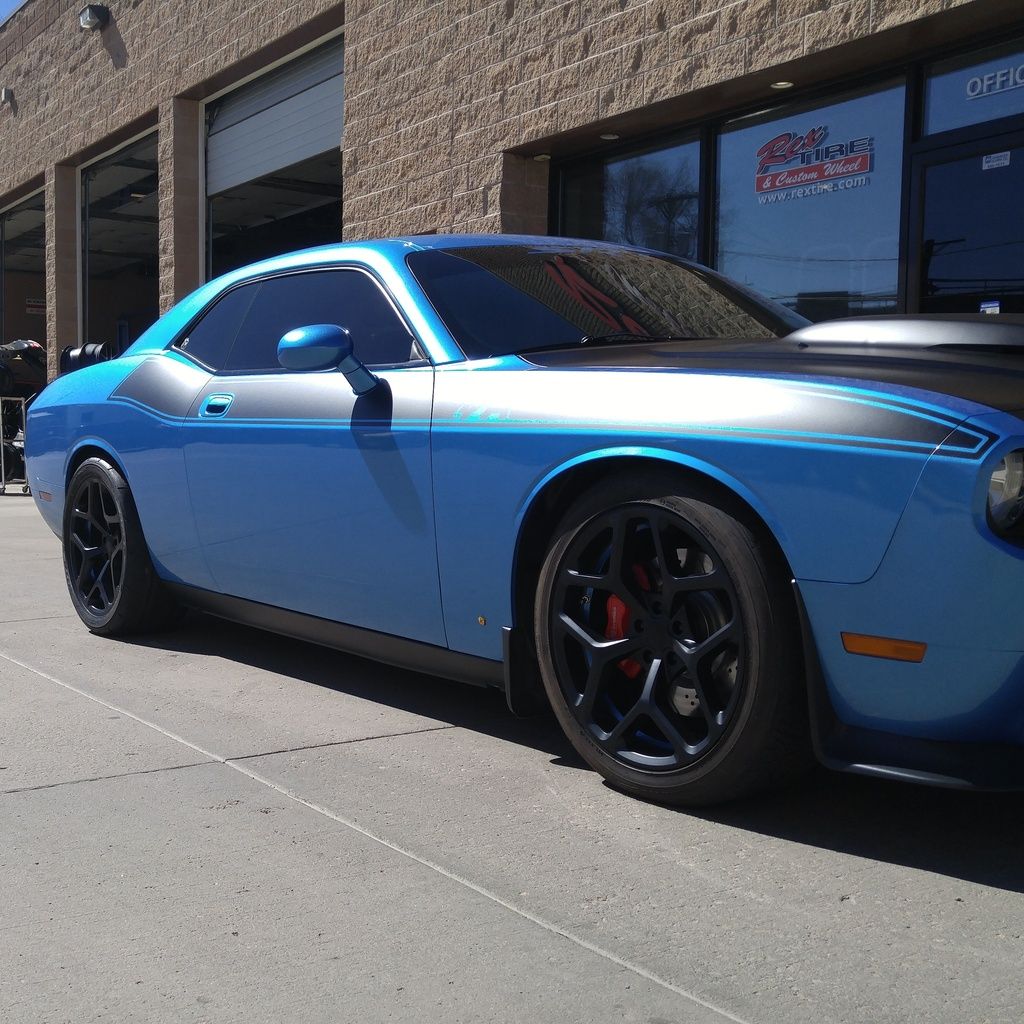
[175,284,258,370]
[222,269,419,373]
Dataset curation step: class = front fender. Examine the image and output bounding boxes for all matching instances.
[799,407,1024,743]
[431,365,991,660]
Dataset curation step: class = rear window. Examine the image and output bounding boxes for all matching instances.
[407,244,806,359]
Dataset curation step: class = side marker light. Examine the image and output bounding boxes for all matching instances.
[841,632,926,663]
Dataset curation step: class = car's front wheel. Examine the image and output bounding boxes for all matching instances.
[63,457,183,636]
[534,473,807,806]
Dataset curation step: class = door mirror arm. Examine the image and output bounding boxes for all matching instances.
[337,351,379,396]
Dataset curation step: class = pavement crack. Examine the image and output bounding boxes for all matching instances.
[0,614,78,624]
[225,724,455,762]
[2,759,217,795]
[0,645,750,1024]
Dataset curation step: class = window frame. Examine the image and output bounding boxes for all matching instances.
[170,263,428,375]
[905,126,1024,314]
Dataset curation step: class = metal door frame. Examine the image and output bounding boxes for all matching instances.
[905,124,1024,313]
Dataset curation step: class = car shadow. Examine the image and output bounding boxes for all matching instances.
[126,611,584,764]
[132,612,1024,894]
[685,767,1024,894]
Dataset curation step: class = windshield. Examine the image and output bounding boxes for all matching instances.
[406,243,808,360]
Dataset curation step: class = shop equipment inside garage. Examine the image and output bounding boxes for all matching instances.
[1,396,28,494]
[0,340,44,496]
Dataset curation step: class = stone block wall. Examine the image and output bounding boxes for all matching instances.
[339,0,997,240]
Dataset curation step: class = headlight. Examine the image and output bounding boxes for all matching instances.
[988,450,1024,533]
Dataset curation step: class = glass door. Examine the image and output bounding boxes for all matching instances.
[909,133,1024,314]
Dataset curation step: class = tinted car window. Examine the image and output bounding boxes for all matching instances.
[407,245,807,360]
[223,269,418,373]
[176,284,257,370]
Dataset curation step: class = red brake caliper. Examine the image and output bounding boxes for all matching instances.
[605,565,651,680]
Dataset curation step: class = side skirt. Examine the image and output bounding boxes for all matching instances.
[165,583,505,690]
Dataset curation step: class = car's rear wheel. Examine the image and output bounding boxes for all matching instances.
[63,457,183,636]
[534,473,807,805]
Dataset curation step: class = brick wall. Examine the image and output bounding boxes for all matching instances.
[340,0,1006,240]
[0,0,344,201]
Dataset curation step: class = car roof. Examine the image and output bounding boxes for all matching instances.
[207,234,658,293]
[393,233,633,252]
[247,233,648,267]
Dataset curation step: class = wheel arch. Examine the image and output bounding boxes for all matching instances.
[65,439,130,493]
[506,449,801,711]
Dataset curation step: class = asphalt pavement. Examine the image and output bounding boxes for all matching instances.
[1,494,1022,1024]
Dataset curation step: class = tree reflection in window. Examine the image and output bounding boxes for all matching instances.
[562,140,701,261]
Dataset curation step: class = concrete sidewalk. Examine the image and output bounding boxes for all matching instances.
[1,495,1022,1023]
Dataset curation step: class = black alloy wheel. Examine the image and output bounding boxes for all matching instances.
[549,504,743,772]
[67,476,126,617]
[535,475,807,805]
[62,457,183,636]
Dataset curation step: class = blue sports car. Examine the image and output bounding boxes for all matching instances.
[25,236,1024,804]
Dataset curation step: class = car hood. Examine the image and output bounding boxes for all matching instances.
[521,334,1024,416]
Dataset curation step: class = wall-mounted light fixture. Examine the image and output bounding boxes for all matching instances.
[533,153,551,162]
[0,87,13,106]
[78,5,110,31]
[770,80,794,90]
[600,133,620,141]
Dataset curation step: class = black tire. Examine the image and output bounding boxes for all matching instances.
[63,457,184,636]
[534,472,808,806]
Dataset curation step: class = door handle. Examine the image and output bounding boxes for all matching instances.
[200,394,234,417]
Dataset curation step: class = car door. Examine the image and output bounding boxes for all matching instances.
[180,265,445,645]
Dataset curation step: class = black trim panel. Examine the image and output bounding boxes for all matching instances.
[111,356,211,419]
[166,582,504,690]
[502,625,548,717]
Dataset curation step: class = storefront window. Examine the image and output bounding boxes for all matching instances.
[82,135,159,351]
[0,193,45,347]
[715,83,905,321]
[925,39,1024,136]
[561,138,701,259]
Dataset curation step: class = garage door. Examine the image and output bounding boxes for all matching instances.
[207,38,344,197]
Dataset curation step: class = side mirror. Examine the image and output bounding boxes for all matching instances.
[277,324,378,395]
